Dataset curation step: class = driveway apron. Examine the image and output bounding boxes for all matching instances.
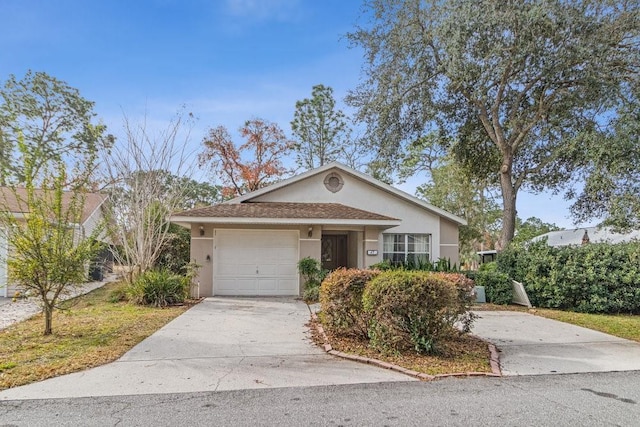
[0,297,413,400]
[473,311,640,376]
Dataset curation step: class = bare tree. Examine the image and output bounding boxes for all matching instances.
[102,111,197,281]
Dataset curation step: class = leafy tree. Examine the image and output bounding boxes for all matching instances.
[198,118,293,198]
[291,84,356,169]
[0,140,101,335]
[347,0,640,249]
[570,95,640,231]
[0,71,113,185]
[413,155,501,266]
[511,216,562,245]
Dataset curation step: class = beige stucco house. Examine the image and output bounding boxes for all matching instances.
[171,162,466,297]
[0,188,108,298]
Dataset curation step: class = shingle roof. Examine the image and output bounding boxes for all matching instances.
[0,187,107,224]
[174,202,399,221]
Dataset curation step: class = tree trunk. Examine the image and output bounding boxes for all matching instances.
[43,304,53,336]
[497,156,517,251]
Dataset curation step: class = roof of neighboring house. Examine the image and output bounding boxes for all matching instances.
[228,162,467,226]
[531,226,640,247]
[174,202,399,222]
[0,187,107,225]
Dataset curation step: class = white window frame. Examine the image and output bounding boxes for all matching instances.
[383,233,431,265]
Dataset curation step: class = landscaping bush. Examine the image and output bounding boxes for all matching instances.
[369,258,458,272]
[127,269,190,307]
[298,257,328,303]
[362,271,475,355]
[319,268,380,339]
[473,271,513,305]
[497,241,640,313]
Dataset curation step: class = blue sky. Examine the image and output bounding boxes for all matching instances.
[0,0,590,229]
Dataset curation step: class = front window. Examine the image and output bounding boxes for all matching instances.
[383,234,430,265]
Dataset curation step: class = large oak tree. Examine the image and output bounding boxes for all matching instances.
[347,0,640,249]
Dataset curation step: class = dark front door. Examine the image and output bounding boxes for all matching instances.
[321,234,347,271]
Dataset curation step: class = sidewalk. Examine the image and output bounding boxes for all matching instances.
[0,275,118,331]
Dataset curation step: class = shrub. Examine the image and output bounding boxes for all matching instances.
[473,271,513,305]
[298,257,328,303]
[127,269,190,307]
[362,271,475,355]
[369,258,458,272]
[319,268,380,339]
[496,241,640,313]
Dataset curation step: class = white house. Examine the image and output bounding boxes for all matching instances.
[171,162,466,297]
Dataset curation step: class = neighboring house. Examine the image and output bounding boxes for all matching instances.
[171,162,466,297]
[531,226,640,247]
[0,188,109,298]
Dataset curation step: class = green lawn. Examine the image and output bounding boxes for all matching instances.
[534,309,640,342]
[0,281,194,390]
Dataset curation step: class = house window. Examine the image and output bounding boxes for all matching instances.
[383,234,430,265]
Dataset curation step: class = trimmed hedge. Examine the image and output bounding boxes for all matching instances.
[497,241,640,313]
[362,271,475,355]
[319,268,380,339]
[473,271,513,305]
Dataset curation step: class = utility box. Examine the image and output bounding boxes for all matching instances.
[474,286,486,303]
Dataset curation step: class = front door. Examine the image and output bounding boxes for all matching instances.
[321,234,347,271]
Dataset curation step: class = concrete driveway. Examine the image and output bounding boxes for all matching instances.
[0,297,414,400]
[473,311,640,376]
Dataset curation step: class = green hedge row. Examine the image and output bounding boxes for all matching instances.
[465,269,513,305]
[497,241,640,314]
[319,269,475,355]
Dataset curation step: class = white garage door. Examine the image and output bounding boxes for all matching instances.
[0,229,7,298]
[214,229,299,296]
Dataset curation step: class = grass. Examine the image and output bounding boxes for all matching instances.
[475,303,640,342]
[0,281,194,390]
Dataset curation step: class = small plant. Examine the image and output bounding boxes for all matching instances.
[127,269,190,307]
[369,257,458,272]
[298,257,328,303]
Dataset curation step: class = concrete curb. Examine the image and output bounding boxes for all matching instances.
[309,310,502,381]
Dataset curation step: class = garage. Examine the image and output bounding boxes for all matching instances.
[213,229,299,296]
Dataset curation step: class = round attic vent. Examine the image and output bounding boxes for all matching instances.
[324,172,344,193]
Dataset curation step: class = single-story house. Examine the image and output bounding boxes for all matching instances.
[531,226,640,247]
[0,188,109,298]
[171,162,466,297]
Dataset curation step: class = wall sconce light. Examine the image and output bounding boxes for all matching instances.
[199,225,205,236]
[308,226,313,238]
[206,254,211,262]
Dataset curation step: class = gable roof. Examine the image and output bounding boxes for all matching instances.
[172,202,401,226]
[0,187,107,225]
[228,162,467,226]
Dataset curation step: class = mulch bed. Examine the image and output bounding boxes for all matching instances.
[309,316,498,377]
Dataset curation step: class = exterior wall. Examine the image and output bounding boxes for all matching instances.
[439,219,460,265]
[251,168,446,261]
[363,227,382,267]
